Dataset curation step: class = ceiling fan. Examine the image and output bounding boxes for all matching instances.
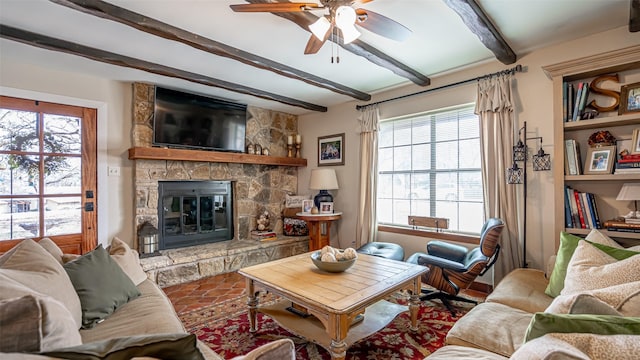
[230,1,411,55]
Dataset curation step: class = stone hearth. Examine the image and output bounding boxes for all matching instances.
[140,236,308,287]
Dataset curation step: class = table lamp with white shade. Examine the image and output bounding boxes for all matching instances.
[616,183,640,219]
[309,168,339,209]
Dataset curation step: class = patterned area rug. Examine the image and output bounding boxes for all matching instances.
[178,291,476,359]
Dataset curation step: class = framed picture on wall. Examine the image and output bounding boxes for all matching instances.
[318,133,345,166]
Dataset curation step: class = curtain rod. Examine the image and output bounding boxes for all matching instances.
[356,64,524,110]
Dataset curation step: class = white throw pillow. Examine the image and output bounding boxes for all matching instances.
[561,241,640,296]
[585,229,622,248]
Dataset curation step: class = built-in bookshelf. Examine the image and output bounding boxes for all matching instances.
[543,45,640,248]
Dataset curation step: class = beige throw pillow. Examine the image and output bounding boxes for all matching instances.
[0,239,83,328]
[0,282,82,352]
[107,237,148,286]
[37,237,64,264]
[561,241,640,296]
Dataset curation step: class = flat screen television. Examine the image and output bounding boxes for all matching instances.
[153,87,247,152]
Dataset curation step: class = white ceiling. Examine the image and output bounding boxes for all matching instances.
[0,0,631,115]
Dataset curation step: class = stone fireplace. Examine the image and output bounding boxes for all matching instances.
[130,83,309,286]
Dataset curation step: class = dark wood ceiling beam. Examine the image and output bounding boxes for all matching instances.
[0,25,327,112]
[49,0,370,101]
[631,0,640,32]
[443,0,516,65]
[245,0,430,86]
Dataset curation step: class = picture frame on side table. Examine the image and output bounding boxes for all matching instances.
[302,200,314,213]
[619,82,640,115]
[584,145,615,175]
[318,133,345,166]
[319,202,334,214]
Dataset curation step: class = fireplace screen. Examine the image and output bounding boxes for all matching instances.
[158,181,233,250]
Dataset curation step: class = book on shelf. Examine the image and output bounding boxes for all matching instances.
[617,162,640,168]
[562,82,568,122]
[571,82,583,122]
[606,228,640,233]
[614,167,640,174]
[564,139,582,175]
[565,186,601,229]
[567,83,574,121]
[603,220,640,229]
[577,82,590,118]
[587,193,602,229]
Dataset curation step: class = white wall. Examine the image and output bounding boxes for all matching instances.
[298,26,640,272]
[0,60,134,247]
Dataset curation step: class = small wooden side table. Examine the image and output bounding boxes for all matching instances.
[296,212,342,251]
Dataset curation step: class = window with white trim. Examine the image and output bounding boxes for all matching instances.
[377,104,484,234]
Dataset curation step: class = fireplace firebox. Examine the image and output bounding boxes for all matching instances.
[158,181,233,250]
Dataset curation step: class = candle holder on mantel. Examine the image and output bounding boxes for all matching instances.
[295,135,302,158]
[287,135,294,158]
[287,144,294,158]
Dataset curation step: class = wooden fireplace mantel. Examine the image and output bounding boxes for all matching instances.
[128,147,307,167]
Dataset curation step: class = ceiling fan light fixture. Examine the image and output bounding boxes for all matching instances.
[335,6,356,29]
[309,16,331,40]
[340,25,361,44]
[335,6,360,44]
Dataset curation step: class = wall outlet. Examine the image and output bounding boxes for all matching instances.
[108,166,120,176]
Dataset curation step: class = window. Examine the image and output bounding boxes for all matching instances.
[377,105,484,234]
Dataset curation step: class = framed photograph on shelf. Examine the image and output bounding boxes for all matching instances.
[302,199,314,213]
[619,82,640,115]
[319,202,334,214]
[318,133,345,166]
[632,129,640,154]
[584,145,615,175]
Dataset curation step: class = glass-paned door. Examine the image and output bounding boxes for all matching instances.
[0,96,97,254]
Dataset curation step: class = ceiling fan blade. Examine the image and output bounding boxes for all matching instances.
[355,8,412,41]
[230,3,321,13]
[304,24,332,54]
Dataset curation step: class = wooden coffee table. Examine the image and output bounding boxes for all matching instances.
[238,252,429,359]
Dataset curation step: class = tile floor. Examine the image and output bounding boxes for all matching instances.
[163,271,488,314]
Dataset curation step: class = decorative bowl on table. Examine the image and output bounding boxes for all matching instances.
[310,250,357,273]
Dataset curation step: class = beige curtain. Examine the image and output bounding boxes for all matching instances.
[355,105,380,248]
[476,74,522,285]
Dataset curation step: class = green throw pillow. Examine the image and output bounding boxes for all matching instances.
[545,232,582,297]
[63,245,141,329]
[525,312,640,342]
[545,233,640,297]
[41,333,204,360]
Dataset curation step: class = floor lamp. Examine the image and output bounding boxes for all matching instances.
[506,121,551,268]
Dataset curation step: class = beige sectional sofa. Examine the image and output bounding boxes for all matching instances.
[0,238,294,360]
[426,230,640,360]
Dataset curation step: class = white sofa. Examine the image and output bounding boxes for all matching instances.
[425,230,640,359]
